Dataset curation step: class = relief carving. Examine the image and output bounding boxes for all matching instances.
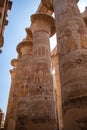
[22,67,32,80]
[33,63,49,84]
[78,26,87,49]
[64,29,77,53]
[61,53,87,71]
[19,82,30,97]
[63,96,87,113]
[59,29,77,56]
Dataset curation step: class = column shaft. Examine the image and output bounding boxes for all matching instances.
[15,39,33,130]
[53,0,87,130]
[30,13,56,130]
[4,58,22,130]
[42,0,87,129]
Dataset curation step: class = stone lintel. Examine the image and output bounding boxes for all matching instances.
[36,2,53,14]
[31,13,55,37]
[41,0,53,11]
[42,0,79,11]
[16,40,33,56]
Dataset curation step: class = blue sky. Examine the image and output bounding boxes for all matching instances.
[0,0,87,116]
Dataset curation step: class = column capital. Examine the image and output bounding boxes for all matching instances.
[9,69,15,80]
[31,13,55,37]
[16,40,33,56]
[11,58,21,67]
[25,27,33,40]
[11,58,18,67]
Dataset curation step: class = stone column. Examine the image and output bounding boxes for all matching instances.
[51,47,64,130]
[15,33,33,130]
[30,13,56,130]
[4,56,22,130]
[4,68,15,130]
[42,0,87,130]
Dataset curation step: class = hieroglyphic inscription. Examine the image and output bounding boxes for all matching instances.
[61,53,87,71]
[63,96,87,114]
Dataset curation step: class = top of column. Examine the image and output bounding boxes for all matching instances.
[16,40,33,57]
[42,0,79,11]
[16,28,33,56]
[11,58,21,68]
[31,13,55,37]
[10,69,16,80]
[25,27,33,41]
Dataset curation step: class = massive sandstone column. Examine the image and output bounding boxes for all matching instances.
[51,47,64,130]
[4,56,22,130]
[30,13,56,130]
[4,68,15,130]
[42,0,87,130]
[15,31,33,130]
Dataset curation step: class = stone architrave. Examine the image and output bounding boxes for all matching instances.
[4,56,22,130]
[42,0,87,130]
[15,31,33,130]
[29,13,57,130]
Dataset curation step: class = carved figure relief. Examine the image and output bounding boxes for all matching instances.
[33,63,49,84]
[19,82,30,97]
[43,71,48,83]
[22,68,31,80]
[38,68,43,83]
[59,29,77,56]
[33,70,49,84]
[78,26,87,49]
[64,29,77,54]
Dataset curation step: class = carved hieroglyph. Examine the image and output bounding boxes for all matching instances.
[42,0,87,130]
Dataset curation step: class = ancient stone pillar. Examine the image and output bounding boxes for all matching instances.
[42,0,87,130]
[30,13,56,130]
[51,47,64,130]
[4,68,15,130]
[15,32,33,130]
[4,56,22,130]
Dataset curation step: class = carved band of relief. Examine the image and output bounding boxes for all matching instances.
[63,96,87,113]
[61,53,87,72]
